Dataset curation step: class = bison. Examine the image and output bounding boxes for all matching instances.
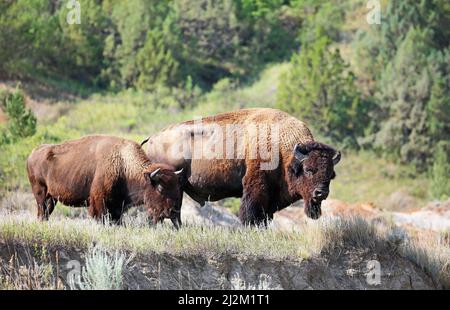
[144,108,341,226]
[27,135,183,227]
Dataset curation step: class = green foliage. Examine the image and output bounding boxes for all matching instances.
[57,0,110,85]
[69,246,129,290]
[223,198,241,215]
[101,0,175,89]
[136,29,179,91]
[293,0,347,44]
[331,150,429,208]
[354,0,450,170]
[172,0,296,86]
[427,52,450,145]
[373,29,449,169]
[277,35,367,147]
[0,0,297,92]
[1,89,36,143]
[429,142,450,200]
[0,0,58,76]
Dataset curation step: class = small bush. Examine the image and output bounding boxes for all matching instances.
[1,88,36,143]
[69,246,131,290]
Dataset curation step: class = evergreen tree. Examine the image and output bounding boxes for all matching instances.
[354,0,450,170]
[429,142,450,200]
[136,29,179,91]
[277,33,367,147]
[1,89,36,143]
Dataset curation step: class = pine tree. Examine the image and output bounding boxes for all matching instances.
[429,142,450,200]
[2,89,36,143]
[136,29,179,91]
[355,0,450,170]
[277,33,366,147]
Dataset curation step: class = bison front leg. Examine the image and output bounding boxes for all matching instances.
[239,170,272,227]
[88,193,108,223]
[31,183,55,221]
[37,198,55,221]
[89,175,116,224]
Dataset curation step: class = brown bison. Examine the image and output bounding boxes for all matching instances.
[27,135,183,227]
[144,108,341,225]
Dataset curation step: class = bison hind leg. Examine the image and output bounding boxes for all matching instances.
[44,196,56,220]
[37,197,56,221]
[31,183,55,221]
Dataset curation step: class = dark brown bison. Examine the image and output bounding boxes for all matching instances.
[27,135,183,227]
[144,108,341,226]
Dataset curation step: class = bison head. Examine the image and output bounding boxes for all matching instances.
[288,142,341,219]
[143,164,184,228]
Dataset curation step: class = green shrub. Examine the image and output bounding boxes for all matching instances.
[429,142,450,200]
[1,89,36,143]
[353,0,450,170]
[136,29,179,91]
[68,246,130,290]
[372,29,450,170]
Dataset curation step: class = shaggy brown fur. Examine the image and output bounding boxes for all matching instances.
[145,108,341,226]
[27,135,183,227]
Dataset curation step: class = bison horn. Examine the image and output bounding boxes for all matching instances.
[174,168,184,175]
[332,151,341,165]
[140,137,150,147]
[149,168,162,181]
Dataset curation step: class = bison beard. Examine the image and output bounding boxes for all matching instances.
[304,198,322,220]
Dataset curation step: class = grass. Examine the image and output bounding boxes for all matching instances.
[0,209,448,288]
[401,231,450,288]
[0,211,324,259]
[0,212,450,288]
[330,150,429,209]
[0,238,63,289]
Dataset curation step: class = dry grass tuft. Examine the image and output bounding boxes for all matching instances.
[0,208,448,289]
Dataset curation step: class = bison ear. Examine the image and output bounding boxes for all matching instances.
[332,151,341,165]
[293,144,309,163]
[291,144,309,176]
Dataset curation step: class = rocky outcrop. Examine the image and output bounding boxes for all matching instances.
[0,241,437,290]
[122,248,436,289]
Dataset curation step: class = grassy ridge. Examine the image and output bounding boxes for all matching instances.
[0,210,448,288]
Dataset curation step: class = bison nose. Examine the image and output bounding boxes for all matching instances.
[313,188,329,200]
